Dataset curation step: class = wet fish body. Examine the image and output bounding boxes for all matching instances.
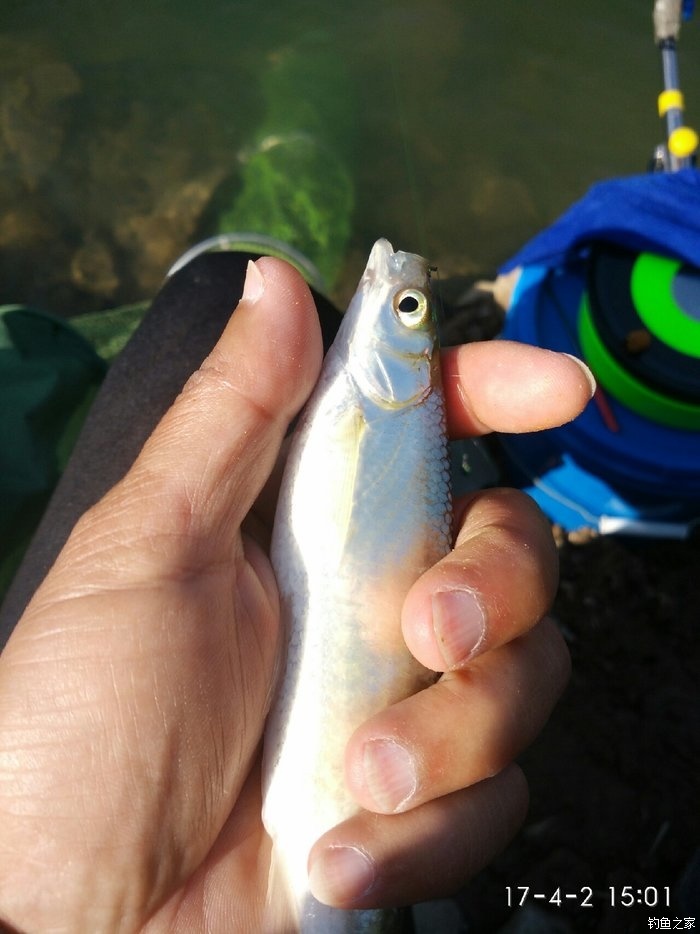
[262,239,452,932]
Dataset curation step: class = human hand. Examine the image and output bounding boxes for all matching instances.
[0,257,593,932]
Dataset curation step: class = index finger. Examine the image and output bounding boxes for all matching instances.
[442,340,595,437]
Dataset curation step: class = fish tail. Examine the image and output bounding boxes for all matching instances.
[263,840,406,932]
[300,895,409,933]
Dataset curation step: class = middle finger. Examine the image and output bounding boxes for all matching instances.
[344,616,570,815]
[402,486,559,673]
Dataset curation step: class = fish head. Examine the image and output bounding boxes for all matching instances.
[344,238,439,408]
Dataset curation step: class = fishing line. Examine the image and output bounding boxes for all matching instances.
[377,3,454,337]
[378,2,430,259]
[428,263,449,336]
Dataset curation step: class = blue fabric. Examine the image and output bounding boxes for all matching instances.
[500,169,700,272]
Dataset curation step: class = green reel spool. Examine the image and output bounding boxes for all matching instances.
[578,248,700,431]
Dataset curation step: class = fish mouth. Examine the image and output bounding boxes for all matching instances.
[368,237,395,267]
[365,238,430,286]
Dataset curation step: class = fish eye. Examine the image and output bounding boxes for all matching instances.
[392,288,431,329]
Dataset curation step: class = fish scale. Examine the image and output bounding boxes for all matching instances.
[262,239,452,933]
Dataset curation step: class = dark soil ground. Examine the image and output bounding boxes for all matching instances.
[456,531,700,933]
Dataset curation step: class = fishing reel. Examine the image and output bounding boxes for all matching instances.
[498,243,700,537]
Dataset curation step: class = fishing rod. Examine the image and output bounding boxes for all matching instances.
[652,0,698,169]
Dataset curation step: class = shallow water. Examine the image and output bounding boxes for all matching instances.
[2,0,699,312]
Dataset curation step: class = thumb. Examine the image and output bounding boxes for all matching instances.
[140,255,321,516]
[79,257,323,575]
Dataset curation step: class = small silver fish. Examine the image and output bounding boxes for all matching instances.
[262,238,452,933]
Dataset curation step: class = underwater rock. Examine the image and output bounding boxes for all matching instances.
[468,171,538,229]
[114,171,225,293]
[0,196,65,308]
[70,236,120,297]
[78,101,187,231]
[0,204,57,251]
[0,57,81,191]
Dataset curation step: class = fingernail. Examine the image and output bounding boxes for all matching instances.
[308,845,377,904]
[432,589,486,669]
[563,353,597,398]
[362,738,417,813]
[241,259,265,304]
